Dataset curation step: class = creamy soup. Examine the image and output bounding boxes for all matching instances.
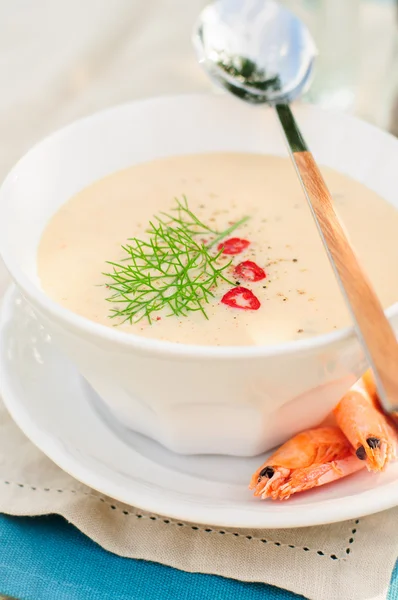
[38,153,398,346]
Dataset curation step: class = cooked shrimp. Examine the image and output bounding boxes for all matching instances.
[362,369,378,403]
[249,427,365,501]
[334,372,398,472]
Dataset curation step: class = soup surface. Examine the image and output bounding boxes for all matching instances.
[38,153,398,346]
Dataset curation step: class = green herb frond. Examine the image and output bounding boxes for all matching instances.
[103,196,249,324]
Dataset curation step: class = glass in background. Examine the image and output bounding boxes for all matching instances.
[280,0,398,132]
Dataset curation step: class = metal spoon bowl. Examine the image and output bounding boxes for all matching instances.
[193,0,316,105]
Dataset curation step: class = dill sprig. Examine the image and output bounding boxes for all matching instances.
[104,197,249,324]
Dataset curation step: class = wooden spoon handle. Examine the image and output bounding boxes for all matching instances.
[276,103,398,417]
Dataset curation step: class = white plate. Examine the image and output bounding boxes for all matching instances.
[1,285,398,529]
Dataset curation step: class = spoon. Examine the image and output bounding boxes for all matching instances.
[193,0,398,421]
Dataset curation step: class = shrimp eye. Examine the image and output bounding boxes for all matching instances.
[259,466,275,479]
[366,437,380,449]
[355,445,367,460]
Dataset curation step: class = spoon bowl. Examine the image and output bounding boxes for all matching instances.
[193,0,317,105]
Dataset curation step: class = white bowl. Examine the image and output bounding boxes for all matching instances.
[1,93,398,456]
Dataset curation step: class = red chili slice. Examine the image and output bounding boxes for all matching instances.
[218,237,250,255]
[221,286,261,310]
[234,260,266,282]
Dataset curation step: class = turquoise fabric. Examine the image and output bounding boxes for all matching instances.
[0,514,396,600]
